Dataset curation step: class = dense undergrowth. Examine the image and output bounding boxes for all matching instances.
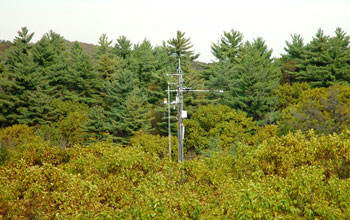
[0,125,349,219]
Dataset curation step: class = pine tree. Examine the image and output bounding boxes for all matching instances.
[37,31,70,98]
[128,39,156,85]
[107,69,138,101]
[66,42,102,106]
[32,35,57,68]
[95,34,126,81]
[95,33,113,59]
[6,57,39,124]
[165,30,199,60]
[281,34,306,84]
[115,87,154,144]
[147,46,170,103]
[96,54,124,81]
[113,35,132,59]
[31,33,59,97]
[145,46,175,135]
[328,28,350,85]
[211,29,243,63]
[164,31,199,73]
[0,73,19,127]
[0,27,52,126]
[209,38,281,123]
[27,31,72,127]
[283,34,305,60]
[5,27,34,73]
[84,106,115,142]
[282,28,350,86]
[102,70,138,126]
[85,69,139,142]
[45,30,67,56]
[0,57,5,75]
[16,87,56,125]
[0,28,62,126]
[296,29,333,87]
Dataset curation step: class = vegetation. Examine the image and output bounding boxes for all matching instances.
[1,26,350,219]
[1,126,350,219]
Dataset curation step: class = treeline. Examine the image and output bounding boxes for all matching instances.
[1,27,350,219]
[1,27,349,145]
[0,28,184,145]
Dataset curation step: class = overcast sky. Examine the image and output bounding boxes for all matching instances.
[1,0,349,62]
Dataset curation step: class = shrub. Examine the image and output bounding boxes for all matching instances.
[184,104,257,154]
[0,124,34,148]
[278,84,350,134]
[130,131,177,159]
[36,111,88,147]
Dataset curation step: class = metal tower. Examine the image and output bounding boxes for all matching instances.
[166,57,223,163]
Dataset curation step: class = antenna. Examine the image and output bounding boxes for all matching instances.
[166,56,223,163]
[177,56,184,163]
[167,83,171,159]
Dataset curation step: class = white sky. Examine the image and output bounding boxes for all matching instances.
[1,0,349,62]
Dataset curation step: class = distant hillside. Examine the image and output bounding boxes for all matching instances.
[65,40,98,58]
[0,40,11,57]
[191,61,208,71]
[0,39,97,59]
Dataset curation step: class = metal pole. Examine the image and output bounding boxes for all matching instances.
[177,58,184,163]
[166,55,222,184]
[168,83,171,159]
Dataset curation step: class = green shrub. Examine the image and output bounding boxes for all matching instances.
[1,127,350,219]
[278,84,350,135]
[184,104,257,154]
[130,131,178,159]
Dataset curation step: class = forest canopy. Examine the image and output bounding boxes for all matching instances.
[0,27,350,219]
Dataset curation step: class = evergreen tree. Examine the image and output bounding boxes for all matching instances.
[84,105,115,142]
[101,69,138,127]
[32,35,57,68]
[95,34,125,81]
[31,33,61,95]
[16,87,56,125]
[0,28,63,126]
[96,54,124,81]
[95,33,113,59]
[209,38,280,123]
[85,69,139,142]
[165,30,199,60]
[295,29,333,87]
[0,57,5,75]
[328,28,350,85]
[0,73,19,127]
[281,34,306,84]
[0,27,55,126]
[113,35,132,59]
[148,46,171,102]
[127,41,172,134]
[211,29,243,63]
[115,87,154,144]
[282,28,350,86]
[164,31,199,73]
[5,27,34,74]
[45,30,67,56]
[283,34,305,60]
[145,46,175,135]
[38,31,70,98]
[66,42,102,106]
[128,39,156,85]
[18,32,64,125]
[107,69,139,101]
